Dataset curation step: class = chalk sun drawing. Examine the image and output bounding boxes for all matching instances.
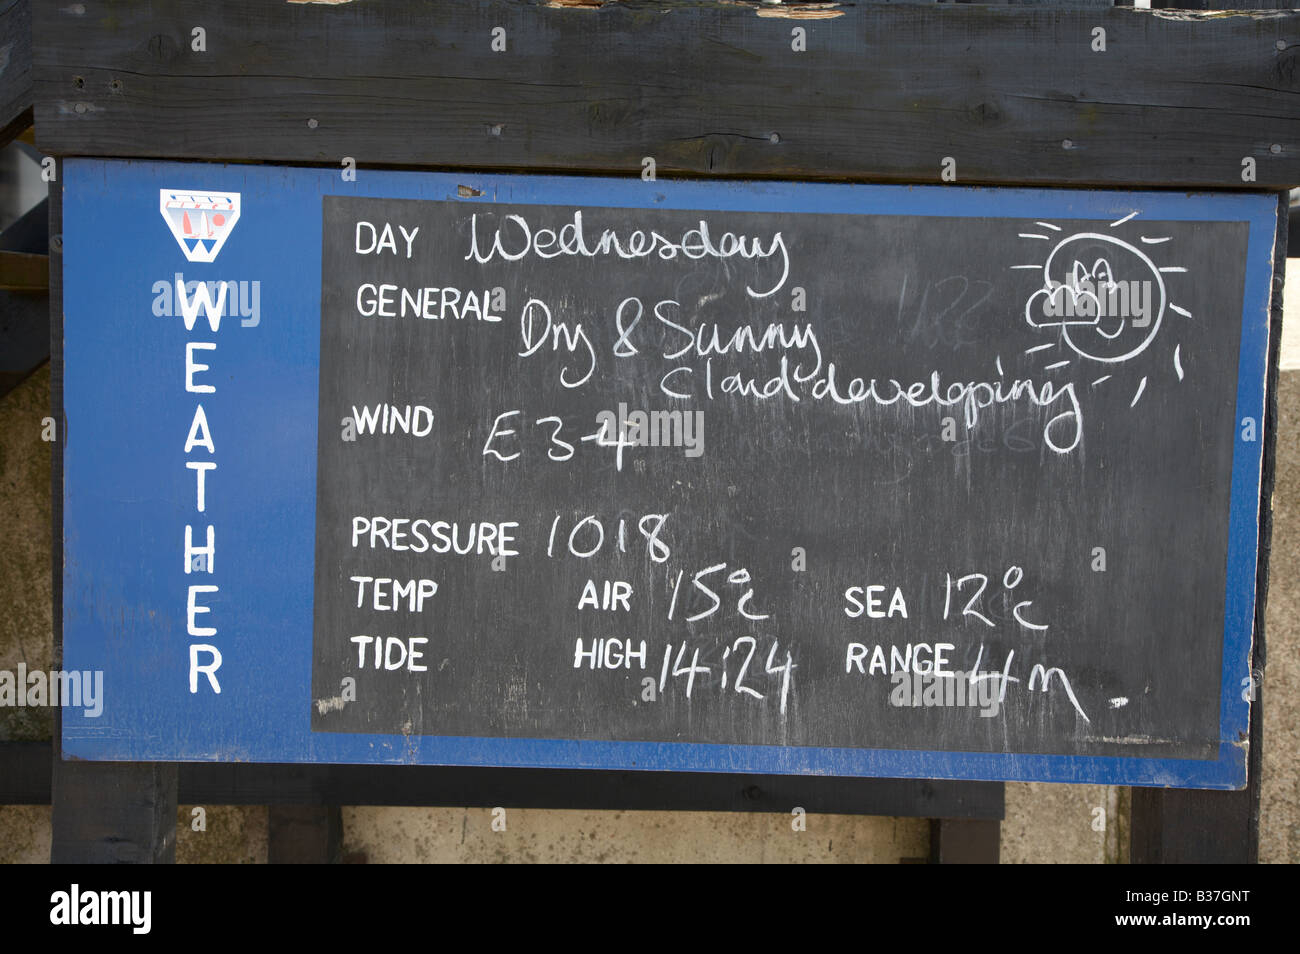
[1017,212,1191,407]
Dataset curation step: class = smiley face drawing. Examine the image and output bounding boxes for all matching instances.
[1024,233,1167,365]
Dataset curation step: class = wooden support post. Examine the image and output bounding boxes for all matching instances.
[1127,599,1265,864]
[930,818,1001,864]
[1129,680,1262,863]
[50,761,179,864]
[268,806,343,864]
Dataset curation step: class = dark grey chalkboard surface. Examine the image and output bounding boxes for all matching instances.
[307,181,1269,783]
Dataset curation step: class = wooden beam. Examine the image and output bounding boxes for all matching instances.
[0,197,50,398]
[0,287,47,399]
[1,741,1006,819]
[0,194,49,254]
[0,197,48,398]
[180,765,1005,818]
[31,0,1300,189]
[0,0,31,146]
[0,249,47,290]
[1154,0,1295,8]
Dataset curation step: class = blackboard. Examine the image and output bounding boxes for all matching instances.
[61,159,1276,787]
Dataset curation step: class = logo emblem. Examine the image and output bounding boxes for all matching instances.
[160,189,241,263]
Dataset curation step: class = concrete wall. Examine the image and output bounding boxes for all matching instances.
[2,317,1297,863]
[1259,357,1300,863]
[0,365,53,746]
[340,808,928,864]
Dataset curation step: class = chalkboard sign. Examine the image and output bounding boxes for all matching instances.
[61,159,1276,788]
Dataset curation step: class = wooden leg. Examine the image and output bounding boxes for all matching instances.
[268,805,342,864]
[50,759,178,863]
[930,818,1001,863]
[1130,695,1261,864]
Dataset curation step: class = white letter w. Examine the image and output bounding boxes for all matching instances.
[176,279,228,333]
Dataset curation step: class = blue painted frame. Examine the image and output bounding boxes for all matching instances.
[61,158,1275,788]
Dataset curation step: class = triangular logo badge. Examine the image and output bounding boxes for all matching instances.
[160,190,241,263]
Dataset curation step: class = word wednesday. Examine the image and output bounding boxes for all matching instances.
[464,210,791,298]
[50,885,151,934]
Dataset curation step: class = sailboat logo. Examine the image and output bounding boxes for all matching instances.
[159,189,241,263]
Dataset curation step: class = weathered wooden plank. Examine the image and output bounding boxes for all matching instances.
[1154,0,1295,9]
[184,766,1003,818]
[31,0,1300,188]
[0,0,31,145]
[0,286,47,399]
[0,195,49,398]
[0,192,48,254]
[0,249,47,290]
